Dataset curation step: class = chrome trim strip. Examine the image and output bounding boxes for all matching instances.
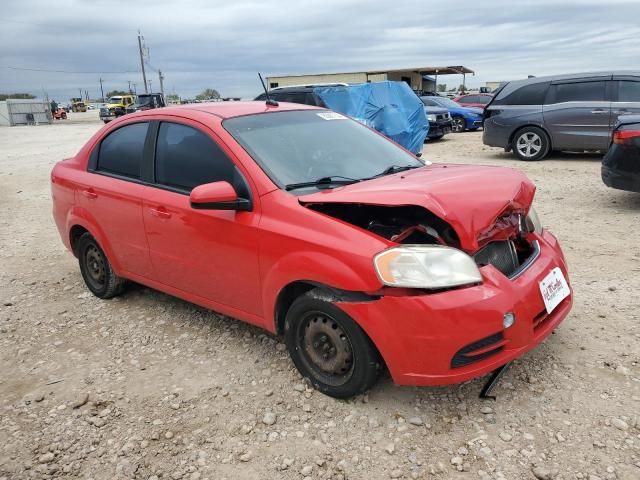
[508,240,541,280]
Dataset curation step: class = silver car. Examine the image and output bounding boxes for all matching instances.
[483,71,640,160]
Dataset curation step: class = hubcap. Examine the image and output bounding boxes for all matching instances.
[302,314,353,377]
[516,132,542,158]
[452,117,465,132]
[85,245,105,287]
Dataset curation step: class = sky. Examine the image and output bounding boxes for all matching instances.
[2,0,640,101]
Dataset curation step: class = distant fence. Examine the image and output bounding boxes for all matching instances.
[0,100,52,126]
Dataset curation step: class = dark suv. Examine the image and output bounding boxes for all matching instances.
[483,71,640,160]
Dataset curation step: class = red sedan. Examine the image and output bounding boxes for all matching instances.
[51,101,572,398]
[453,93,494,109]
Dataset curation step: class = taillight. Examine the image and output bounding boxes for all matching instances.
[613,130,640,145]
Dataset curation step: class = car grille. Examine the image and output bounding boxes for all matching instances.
[100,108,109,116]
[451,332,505,368]
[474,240,519,276]
[435,113,451,121]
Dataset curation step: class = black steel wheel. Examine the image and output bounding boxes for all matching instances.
[452,116,466,133]
[77,233,126,299]
[284,289,381,398]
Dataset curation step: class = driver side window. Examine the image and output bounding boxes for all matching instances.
[154,122,237,192]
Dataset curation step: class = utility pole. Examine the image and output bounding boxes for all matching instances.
[158,70,165,96]
[78,88,82,100]
[138,31,148,93]
[147,79,152,92]
[133,83,137,95]
[128,80,132,94]
[99,78,105,103]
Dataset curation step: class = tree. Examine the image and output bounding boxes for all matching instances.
[0,93,36,101]
[436,84,447,92]
[195,88,221,101]
[458,84,467,93]
[166,94,180,102]
[105,90,129,97]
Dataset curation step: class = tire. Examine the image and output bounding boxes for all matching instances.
[284,290,381,399]
[103,120,109,124]
[77,233,126,299]
[452,116,466,133]
[429,134,444,141]
[512,126,550,161]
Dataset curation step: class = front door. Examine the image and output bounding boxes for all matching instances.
[142,120,263,319]
[543,79,611,150]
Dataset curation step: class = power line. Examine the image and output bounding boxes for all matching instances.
[0,65,139,74]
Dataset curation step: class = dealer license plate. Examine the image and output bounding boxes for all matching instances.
[538,267,570,314]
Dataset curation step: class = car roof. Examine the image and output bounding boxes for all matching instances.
[149,101,322,119]
[493,70,640,101]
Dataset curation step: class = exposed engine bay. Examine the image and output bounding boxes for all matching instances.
[305,203,537,278]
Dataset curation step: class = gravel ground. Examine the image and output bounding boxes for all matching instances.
[1,112,639,480]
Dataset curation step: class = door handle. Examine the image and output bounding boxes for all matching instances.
[590,109,607,114]
[149,207,171,219]
[81,189,97,199]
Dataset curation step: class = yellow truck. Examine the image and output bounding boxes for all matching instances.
[99,94,135,123]
[71,98,87,113]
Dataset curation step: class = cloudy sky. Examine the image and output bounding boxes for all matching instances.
[2,0,640,101]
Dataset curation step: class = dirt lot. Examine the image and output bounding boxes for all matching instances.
[1,112,639,480]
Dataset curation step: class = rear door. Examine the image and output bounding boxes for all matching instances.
[82,121,154,277]
[542,77,611,150]
[611,76,640,127]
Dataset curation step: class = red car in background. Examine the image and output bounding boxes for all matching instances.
[454,93,494,109]
[51,101,572,398]
[53,108,67,120]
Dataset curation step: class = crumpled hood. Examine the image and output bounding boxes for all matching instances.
[298,164,536,252]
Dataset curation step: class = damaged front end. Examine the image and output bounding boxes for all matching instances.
[303,202,539,281]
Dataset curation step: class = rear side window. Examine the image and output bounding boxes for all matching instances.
[552,81,606,103]
[618,81,640,102]
[493,82,550,105]
[155,122,235,192]
[97,122,149,179]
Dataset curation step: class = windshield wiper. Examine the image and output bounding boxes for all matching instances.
[369,164,421,179]
[285,176,360,191]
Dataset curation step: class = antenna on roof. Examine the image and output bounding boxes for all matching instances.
[258,73,278,107]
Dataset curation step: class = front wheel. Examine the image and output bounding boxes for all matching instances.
[512,126,550,161]
[452,116,466,133]
[284,290,381,399]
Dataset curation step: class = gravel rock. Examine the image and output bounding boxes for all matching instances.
[611,418,628,431]
[262,412,277,426]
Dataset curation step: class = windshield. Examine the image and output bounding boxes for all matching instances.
[107,96,123,104]
[224,110,423,191]
[422,96,459,108]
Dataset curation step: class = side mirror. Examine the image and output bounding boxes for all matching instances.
[190,181,251,211]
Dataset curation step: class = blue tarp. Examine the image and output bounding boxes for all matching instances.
[314,81,429,154]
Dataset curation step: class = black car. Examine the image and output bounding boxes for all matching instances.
[602,114,640,193]
[125,93,166,114]
[255,85,451,141]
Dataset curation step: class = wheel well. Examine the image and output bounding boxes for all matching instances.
[69,225,89,257]
[509,124,553,149]
[274,281,317,335]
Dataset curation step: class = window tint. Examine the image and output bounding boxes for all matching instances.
[97,122,148,179]
[460,95,477,102]
[618,81,640,102]
[475,95,491,105]
[420,98,438,106]
[552,81,606,102]
[494,82,549,105]
[278,92,311,105]
[155,122,235,191]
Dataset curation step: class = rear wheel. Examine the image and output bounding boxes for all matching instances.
[452,116,466,133]
[77,233,126,299]
[284,290,381,399]
[512,126,550,161]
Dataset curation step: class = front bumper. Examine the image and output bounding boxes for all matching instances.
[427,120,453,138]
[338,230,572,386]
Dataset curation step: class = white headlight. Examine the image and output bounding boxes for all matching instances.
[374,245,482,289]
[427,114,437,122]
[525,206,542,233]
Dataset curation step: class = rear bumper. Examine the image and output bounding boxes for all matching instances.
[338,230,572,386]
[482,118,510,148]
[602,164,640,193]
